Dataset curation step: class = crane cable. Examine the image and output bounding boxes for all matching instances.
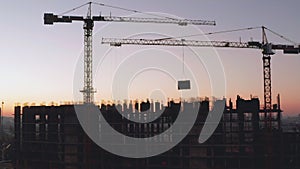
[155,26,262,41]
[155,26,298,46]
[264,27,298,45]
[58,1,185,21]
[91,1,184,21]
[182,44,185,77]
[59,2,90,16]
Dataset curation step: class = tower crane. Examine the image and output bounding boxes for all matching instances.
[101,26,300,129]
[43,2,216,104]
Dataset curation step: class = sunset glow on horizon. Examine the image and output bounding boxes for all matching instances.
[1,1,300,117]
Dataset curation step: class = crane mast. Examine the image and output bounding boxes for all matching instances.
[261,27,273,111]
[81,3,95,104]
[44,2,216,104]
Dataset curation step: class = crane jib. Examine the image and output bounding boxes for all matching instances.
[44,13,216,26]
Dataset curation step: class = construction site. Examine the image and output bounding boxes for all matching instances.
[14,96,300,169]
[11,2,300,169]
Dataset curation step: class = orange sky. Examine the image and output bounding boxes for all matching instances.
[0,1,300,117]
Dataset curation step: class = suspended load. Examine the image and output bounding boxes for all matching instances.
[178,80,191,90]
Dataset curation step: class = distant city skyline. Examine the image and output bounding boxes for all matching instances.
[0,0,300,116]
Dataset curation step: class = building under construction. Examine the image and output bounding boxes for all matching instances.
[14,96,300,169]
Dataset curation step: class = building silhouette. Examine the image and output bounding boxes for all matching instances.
[14,96,300,169]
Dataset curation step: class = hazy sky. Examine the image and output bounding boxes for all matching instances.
[0,0,300,116]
